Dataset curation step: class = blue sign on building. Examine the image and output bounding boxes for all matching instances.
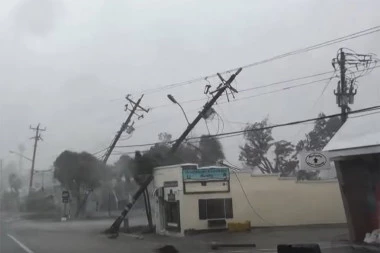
[182,167,230,182]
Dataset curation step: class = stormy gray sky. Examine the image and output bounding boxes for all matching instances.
[1,0,380,173]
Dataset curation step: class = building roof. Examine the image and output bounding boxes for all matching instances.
[323,111,380,158]
[153,163,198,171]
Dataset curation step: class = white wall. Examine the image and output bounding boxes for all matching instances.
[153,167,346,234]
[180,173,346,232]
[153,165,184,235]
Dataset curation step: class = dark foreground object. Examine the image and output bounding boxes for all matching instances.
[211,242,256,250]
[156,245,179,253]
[277,244,321,253]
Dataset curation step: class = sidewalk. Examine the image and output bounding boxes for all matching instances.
[119,225,354,253]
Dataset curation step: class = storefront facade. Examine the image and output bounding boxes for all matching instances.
[153,164,233,236]
[152,163,345,236]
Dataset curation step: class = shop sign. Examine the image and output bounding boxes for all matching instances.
[182,167,229,182]
[299,151,331,170]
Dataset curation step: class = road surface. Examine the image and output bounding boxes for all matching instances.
[0,214,375,253]
[1,219,27,253]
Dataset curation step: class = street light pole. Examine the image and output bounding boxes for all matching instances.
[9,150,33,162]
[167,94,190,125]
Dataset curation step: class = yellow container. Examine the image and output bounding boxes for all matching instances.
[228,221,251,232]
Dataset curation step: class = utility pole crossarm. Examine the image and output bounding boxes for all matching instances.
[126,95,150,113]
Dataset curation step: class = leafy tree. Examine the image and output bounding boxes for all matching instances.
[8,173,22,194]
[296,113,342,152]
[199,135,225,166]
[53,150,106,211]
[274,140,298,176]
[115,154,135,179]
[294,113,342,180]
[239,118,297,175]
[158,132,172,143]
[116,132,201,182]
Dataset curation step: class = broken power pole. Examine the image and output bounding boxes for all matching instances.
[29,123,46,191]
[105,68,242,237]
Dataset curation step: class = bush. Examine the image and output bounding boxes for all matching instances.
[22,190,58,212]
[0,191,19,211]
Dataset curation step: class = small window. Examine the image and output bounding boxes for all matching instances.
[198,198,233,220]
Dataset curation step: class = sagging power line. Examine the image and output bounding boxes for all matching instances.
[131,65,380,133]
[114,105,380,150]
[138,25,380,95]
[149,65,380,110]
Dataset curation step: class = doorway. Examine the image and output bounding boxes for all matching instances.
[164,200,180,232]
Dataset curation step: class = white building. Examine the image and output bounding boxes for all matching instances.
[152,163,345,236]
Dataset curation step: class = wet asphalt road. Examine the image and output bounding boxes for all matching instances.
[0,214,376,253]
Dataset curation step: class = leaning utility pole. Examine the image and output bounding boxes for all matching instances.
[102,94,149,164]
[332,48,377,124]
[105,68,242,237]
[76,94,149,217]
[29,124,46,191]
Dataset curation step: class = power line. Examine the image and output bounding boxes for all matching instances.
[238,71,335,93]
[221,77,334,105]
[190,104,380,140]
[290,71,337,143]
[150,65,380,110]
[132,65,379,134]
[148,72,333,109]
[138,25,380,95]
[218,159,274,224]
[232,170,275,225]
[115,105,380,149]
[350,110,380,119]
[91,146,109,156]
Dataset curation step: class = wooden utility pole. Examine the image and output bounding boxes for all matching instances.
[332,48,375,124]
[76,95,149,217]
[102,94,148,164]
[339,50,348,123]
[105,68,242,237]
[29,124,46,191]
